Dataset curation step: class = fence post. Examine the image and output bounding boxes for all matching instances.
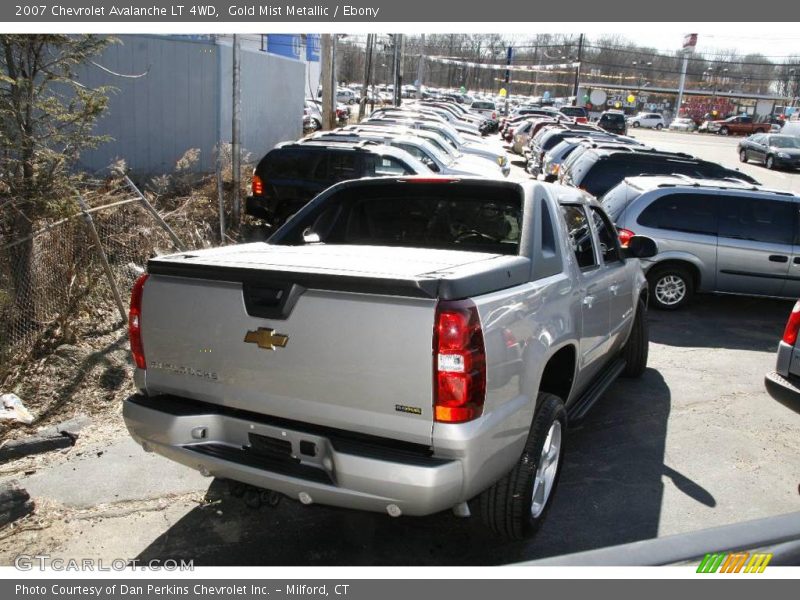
[75,194,128,324]
[123,176,187,252]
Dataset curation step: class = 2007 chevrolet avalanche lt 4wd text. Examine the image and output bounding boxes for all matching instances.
[123,177,657,539]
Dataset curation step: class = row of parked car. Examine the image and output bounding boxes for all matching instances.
[498,101,800,313]
[252,99,510,225]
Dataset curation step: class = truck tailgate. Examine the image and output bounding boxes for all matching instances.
[139,245,526,446]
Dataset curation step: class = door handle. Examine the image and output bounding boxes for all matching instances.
[609,284,620,296]
[769,255,789,263]
[582,295,595,308]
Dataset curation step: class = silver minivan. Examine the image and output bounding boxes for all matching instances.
[602,174,800,310]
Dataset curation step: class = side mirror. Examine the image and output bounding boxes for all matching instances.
[623,235,658,259]
[302,228,321,244]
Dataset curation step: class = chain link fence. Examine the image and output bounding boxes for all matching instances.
[0,175,213,382]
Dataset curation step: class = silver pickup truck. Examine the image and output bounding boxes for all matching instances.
[123,177,656,539]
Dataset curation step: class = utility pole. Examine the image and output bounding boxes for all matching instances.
[677,34,698,118]
[416,34,426,99]
[503,45,513,115]
[231,33,242,228]
[572,33,584,105]
[676,53,690,117]
[397,34,405,106]
[359,34,374,121]
[320,34,335,130]
[392,34,402,106]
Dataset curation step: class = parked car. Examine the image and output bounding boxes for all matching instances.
[365,116,510,173]
[596,110,628,135]
[669,117,697,132]
[537,137,641,181]
[124,177,656,540]
[738,134,800,170]
[627,112,665,130]
[704,114,769,136]
[245,142,431,225]
[601,175,800,309]
[305,131,507,178]
[559,147,759,199]
[764,300,800,412]
[558,106,589,123]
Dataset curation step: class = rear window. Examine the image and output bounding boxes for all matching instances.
[601,113,626,123]
[560,107,587,118]
[264,149,323,180]
[472,101,495,110]
[272,183,524,255]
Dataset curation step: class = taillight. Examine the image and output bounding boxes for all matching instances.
[783,300,800,345]
[433,300,486,423]
[252,174,264,196]
[617,228,635,248]
[129,273,149,370]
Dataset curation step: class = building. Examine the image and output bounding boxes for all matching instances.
[76,34,306,174]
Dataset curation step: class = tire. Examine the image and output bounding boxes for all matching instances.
[720,126,729,136]
[632,121,640,128]
[655,123,663,130]
[754,128,765,134]
[766,155,775,170]
[647,265,694,311]
[739,149,748,163]
[478,392,566,539]
[621,299,649,378]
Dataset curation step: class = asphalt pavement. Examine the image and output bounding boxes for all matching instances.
[4,296,798,566]
[628,128,800,194]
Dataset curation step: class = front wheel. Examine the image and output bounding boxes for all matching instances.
[766,155,775,170]
[478,393,566,539]
[719,126,730,135]
[632,121,640,128]
[740,149,748,163]
[648,265,694,310]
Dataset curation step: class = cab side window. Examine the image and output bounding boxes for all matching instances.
[561,205,597,269]
[590,207,622,263]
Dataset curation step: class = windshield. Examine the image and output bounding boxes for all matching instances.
[273,182,523,255]
[417,131,458,157]
[769,136,800,148]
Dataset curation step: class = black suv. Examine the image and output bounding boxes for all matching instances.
[559,147,760,198]
[246,142,427,225]
[597,111,628,135]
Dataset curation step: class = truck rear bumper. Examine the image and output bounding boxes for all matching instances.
[123,394,464,517]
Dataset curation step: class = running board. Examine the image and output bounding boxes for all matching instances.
[567,357,627,425]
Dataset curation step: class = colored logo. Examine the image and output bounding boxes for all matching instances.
[244,328,289,351]
[696,551,772,573]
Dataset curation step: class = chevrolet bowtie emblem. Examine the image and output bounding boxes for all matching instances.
[244,328,289,351]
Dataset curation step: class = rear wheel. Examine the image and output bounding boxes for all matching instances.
[655,123,663,130]
[621,299,649,378]
[648,265,694,310]
[478,393,566,539]
[739,149,748,163]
